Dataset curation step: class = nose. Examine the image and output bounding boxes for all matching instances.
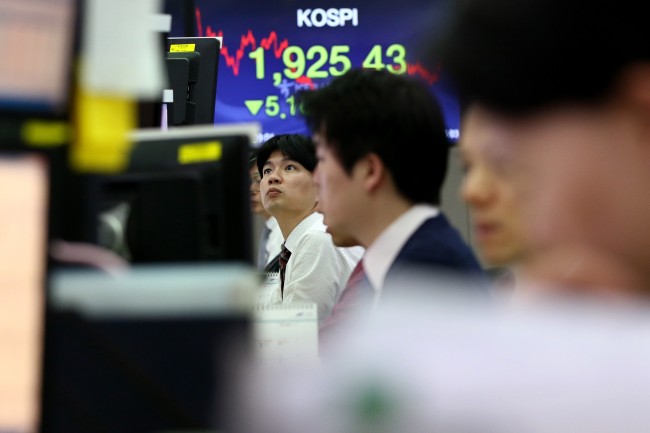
[462,167,494,208]
[264,167,282,184]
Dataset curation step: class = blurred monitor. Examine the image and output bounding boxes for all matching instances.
[41,264,257,433]
[94,123,259,264]
[0,155,48,433]
[0,0,76,115]
[164,37,221,126]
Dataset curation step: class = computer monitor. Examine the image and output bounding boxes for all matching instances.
[41,263,258,433]
[95,123,259,265]
[164,37,221,126]
[97,171,205,262]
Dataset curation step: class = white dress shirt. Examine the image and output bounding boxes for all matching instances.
[340,245,365,269]
[267,212,352,322]
[263,216,283,267]
[363,204,439,301]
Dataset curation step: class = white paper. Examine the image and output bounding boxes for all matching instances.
[253,302,319,362]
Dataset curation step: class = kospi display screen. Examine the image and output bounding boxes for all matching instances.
[194,0,459,144]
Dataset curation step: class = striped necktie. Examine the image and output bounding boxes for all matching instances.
[279,244,292,294]
[264,253,281,273]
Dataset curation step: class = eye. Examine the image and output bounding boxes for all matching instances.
[286,164,297,171]
[262,167,272,175]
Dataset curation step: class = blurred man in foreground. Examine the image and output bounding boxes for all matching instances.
[436,0,650,298]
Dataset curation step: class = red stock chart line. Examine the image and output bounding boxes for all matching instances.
[196,7,287,76]
[195,6,439,85]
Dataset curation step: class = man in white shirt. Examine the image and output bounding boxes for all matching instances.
[301,69,486,307]
[257,134,353,322]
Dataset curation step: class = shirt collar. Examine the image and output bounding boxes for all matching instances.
[265,216,279,231]
[364,204,439,291]
[284,212,323,253]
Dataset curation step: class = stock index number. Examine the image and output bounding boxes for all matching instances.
[248,44,407,80]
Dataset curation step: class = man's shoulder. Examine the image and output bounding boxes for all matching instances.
[296,227,332,248]
[409,213,459,241]
[397,214,481,270]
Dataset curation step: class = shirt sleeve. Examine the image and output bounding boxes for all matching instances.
[282,230,352,322]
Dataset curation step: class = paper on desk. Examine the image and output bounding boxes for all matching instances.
[257,272,280,303]
[253,302,319,362]
[81,0,165,98]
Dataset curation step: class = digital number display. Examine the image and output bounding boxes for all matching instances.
[195,0,459,144]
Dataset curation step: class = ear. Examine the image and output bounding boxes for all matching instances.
[357,153,385,193]
[615,64,650,147]
[616,63,650,112]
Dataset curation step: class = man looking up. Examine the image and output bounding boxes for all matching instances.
[256,134,352,322]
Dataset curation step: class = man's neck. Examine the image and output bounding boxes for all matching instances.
[519,245,649,300]
[357,195,413,248]
[275,209,316,240]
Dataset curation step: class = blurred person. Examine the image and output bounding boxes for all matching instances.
[459,104,527,267]
[459,103,529,296]
[249,152,282,271]
[257,134,353,322]
[434,0,650,298]
[300,68,485,306]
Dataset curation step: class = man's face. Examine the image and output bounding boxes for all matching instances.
[249,165,268,217]
[260,150,317,218]
[313,133,365,245]
[459,105,527,266]
[493,101,650,282]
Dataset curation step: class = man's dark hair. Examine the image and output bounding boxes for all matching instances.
[256,134,316,176]
[432,0,650,114]
[299,68,449,205]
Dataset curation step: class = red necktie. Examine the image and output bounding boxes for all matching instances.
[319,259,369,342]
[346,260,366,291]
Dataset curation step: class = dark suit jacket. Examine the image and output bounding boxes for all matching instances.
[320,214,487,348]
[385,213,486,290]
